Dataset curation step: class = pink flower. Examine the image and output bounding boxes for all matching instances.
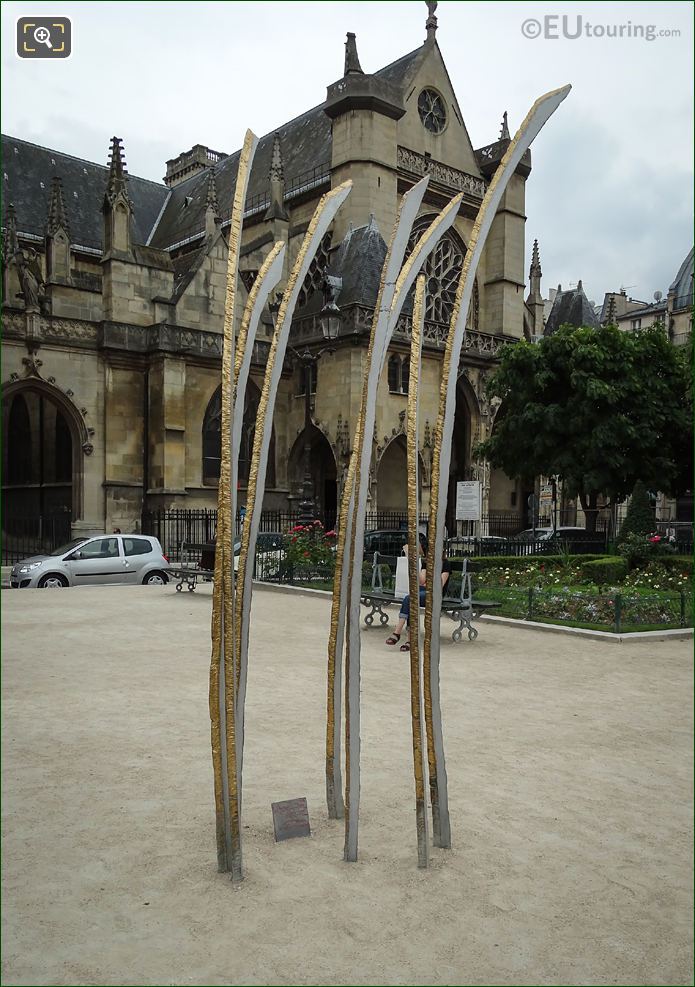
[303,550,310,557]
[325,530,337,538]
[649,535,661,543]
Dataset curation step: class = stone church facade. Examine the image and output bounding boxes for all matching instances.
[2,11,544,542]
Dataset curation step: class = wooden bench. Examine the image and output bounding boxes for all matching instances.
[173,542,215,592]
[360,553,500,642]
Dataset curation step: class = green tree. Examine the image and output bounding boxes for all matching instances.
[476,324,691,531]
[618,480,655,541]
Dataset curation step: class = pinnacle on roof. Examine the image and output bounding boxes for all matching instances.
[529,238,542,278]
[425,0,438,44]
[205,168,219,214]
[605,294,617,325]
[344,32,363,75]
[499,111,511,141]
[106,136,128,199]
[269,132,284,183]
[264,131,288,222]
[46,175,70,236]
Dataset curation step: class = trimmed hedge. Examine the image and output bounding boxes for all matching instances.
[657,555,693,575]
[581,557,628,585]
[457,553,610,573]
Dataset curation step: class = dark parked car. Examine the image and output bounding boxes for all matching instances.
[446,535,509,557]
[363,528,429,558]
[514,526,607,554]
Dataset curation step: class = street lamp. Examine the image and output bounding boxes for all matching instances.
[269,277,342,524]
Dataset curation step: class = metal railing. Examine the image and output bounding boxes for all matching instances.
[142,508,339,562]
[2,514,73,564]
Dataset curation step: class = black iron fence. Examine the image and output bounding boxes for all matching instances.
[1,513,73,564]
[142,508,613,564]
[142,508,338,562]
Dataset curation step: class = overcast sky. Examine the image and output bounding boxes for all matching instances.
[2,0,692,304]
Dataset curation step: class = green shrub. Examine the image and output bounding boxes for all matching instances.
[618,480,655,542]
[618,532,676,569]
[460,553,609,574]
[581,557,628,585]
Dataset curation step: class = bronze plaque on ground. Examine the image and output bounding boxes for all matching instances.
[271,797,311,841]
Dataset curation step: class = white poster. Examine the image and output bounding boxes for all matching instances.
[455,480,482,521]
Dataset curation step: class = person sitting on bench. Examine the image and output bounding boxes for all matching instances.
[386,537,451,652]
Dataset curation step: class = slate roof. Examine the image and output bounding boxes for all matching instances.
[331,220,388,311]
[544,284,601,335]
[150,48,423,253]
[669,246,694,300]
[372,46,424,88]
[617,300,666,322]
[150,104,332,251]
[1,135,169,251]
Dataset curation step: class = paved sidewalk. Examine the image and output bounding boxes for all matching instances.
[2,584,693,986]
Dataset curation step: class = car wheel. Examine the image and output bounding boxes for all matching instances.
[143,571,167,586]
[38,573,68,588]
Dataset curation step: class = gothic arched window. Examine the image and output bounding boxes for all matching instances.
[405,217,479,331]
[202,383,276,487]
[202,388,221,483]
[298,231,332,308]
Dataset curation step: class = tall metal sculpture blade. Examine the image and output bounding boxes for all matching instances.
[230,240,285,794]
[423,84,572,850]
[209,130,257,880]
[326,177,431,821]
[406,275,429,868]
[344,193,464,862]
[234,181,352,802]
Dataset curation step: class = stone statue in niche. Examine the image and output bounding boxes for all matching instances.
[14,247,48,314]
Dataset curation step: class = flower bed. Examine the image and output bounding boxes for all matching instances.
[476,585,692,632]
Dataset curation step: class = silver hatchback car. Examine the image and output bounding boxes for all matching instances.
[10,534,171,589]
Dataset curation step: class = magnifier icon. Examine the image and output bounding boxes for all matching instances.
[33,26,53,48]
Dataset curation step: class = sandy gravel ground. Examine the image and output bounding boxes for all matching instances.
[1,583,693,986]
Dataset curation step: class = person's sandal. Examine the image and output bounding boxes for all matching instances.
[399,642,410,652]
[385,633,400,646]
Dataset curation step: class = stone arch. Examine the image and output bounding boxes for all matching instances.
[1,377,88,521]
[374,434,426,513]
[287,423,338,522]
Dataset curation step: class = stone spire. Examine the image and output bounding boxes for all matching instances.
[344,32,363,75]
[205,168,220,238]
[103,136,132,257]
[264,132,289,222]
[46,176,70,237]
[425,0,438,44]
[526,238,544,337]
[45,176,71,283]
[106,136,128,201]
[605,293,617,325]
[529,238,542,280]
[269,131,284,183]
[499,111,510,141]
